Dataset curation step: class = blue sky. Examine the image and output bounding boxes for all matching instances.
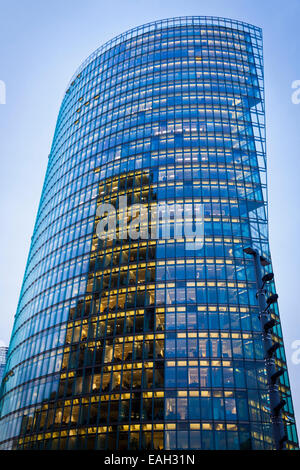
[0,0,299,431]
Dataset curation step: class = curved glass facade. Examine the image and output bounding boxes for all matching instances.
[0,16,298,450]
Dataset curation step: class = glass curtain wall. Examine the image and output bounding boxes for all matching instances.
[0,16,298,450]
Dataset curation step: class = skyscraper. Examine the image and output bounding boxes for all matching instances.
[0,16,298,450]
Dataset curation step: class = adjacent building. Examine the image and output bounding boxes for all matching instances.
[0,16,298,450]
[0,347,8,388]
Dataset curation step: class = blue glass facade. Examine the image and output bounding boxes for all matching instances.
[0,16,298,450]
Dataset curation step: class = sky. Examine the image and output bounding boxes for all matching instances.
[0,0,299,433]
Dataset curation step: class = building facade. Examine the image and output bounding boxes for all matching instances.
[0,347,8,388]
[0,16,298,450]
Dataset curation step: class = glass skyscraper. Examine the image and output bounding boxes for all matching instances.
[0,16,298,450]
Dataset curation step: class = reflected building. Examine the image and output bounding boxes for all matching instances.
[0,16,298,450]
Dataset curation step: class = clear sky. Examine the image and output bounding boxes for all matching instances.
[0,0,299,432]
